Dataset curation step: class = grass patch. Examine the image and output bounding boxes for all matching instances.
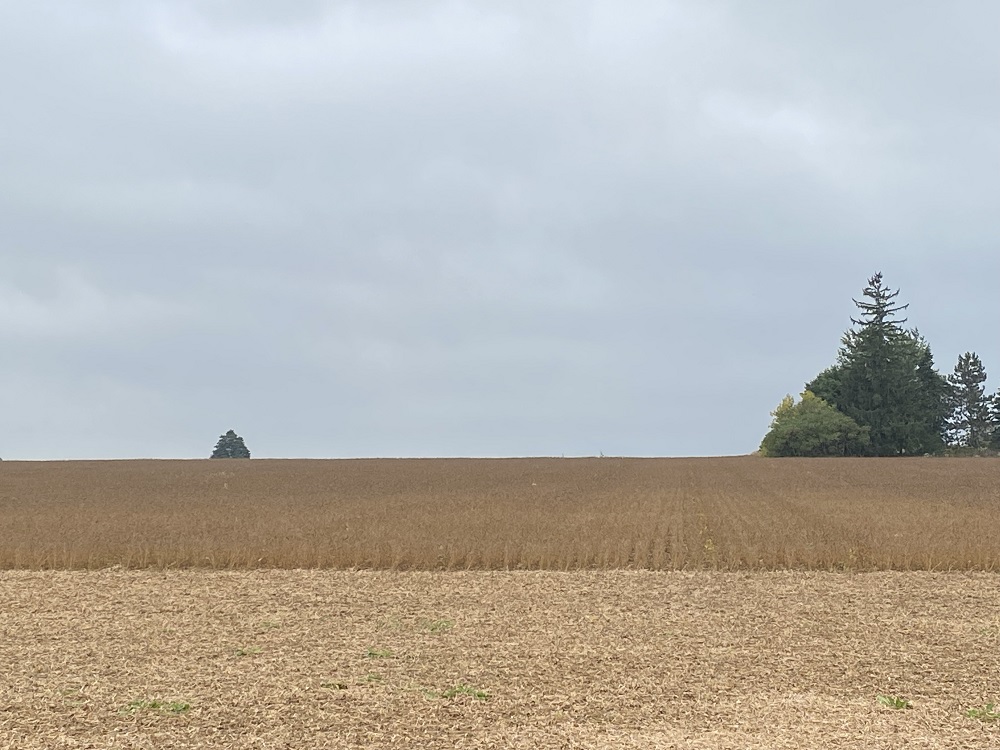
[877,694,912,710]
[366,647,393,659]
[965,703,1000,722]
[439,684,489,701]
[123,699,191,714]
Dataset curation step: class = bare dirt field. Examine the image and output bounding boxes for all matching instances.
[3,457,1000,570]
[2,570,998,749]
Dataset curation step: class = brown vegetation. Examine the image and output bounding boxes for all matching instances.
[1,570,998,748]
[2,456,999,570]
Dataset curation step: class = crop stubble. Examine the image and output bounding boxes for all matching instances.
[1,570,998,748]
[2,456,1000,570]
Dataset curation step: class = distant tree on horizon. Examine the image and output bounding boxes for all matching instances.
[992,394,1000,450]
[210,430,251,459]
[759,391,870,457]
[803,273,948,455]
[946,352,994,449]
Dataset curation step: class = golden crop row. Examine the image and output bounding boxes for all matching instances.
[2,456,998,570]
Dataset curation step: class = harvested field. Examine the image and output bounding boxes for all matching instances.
[1,570,998,748]
[2,457,1000,570]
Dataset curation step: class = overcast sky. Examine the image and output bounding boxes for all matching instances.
[2,1,998,459]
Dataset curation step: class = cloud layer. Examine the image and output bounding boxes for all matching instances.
[2,1,998,458]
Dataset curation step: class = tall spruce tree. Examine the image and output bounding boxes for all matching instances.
[946,352,993,449]
[805,273,948,455]
[210,430,251,459]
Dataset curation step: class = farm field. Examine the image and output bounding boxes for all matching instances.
[1,456,1000,570]
[1,569,998,748]
[3,458,999,747]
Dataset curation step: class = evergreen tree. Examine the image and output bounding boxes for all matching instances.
[804,365,844,406]
[946,352,994,449]
[805,273,948,455]
[991,394,1000,450]
[901,330,949,454]
[210,430,251,459]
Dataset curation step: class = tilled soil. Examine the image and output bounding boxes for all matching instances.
[1,571,998,748]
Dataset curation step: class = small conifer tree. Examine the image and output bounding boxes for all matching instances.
[210,430,251,459]
[946,352,994,449]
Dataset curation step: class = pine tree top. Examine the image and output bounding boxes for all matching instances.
[850,272,908,328]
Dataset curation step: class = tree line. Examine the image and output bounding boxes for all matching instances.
[760,273,998,456]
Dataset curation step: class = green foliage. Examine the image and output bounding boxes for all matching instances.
[993,395,1000,450]
[123,699,191,714]
[804,366,843,406]
[965,703,1000,722]
[802,274,948,456]
[908,333,950,454]
[877,694,912,710]
[947,352,994,449]
[440,684,490,701]
[759,391,870,457]
[210,429,251,459]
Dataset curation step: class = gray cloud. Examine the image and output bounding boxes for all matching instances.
[1,1,998,458]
